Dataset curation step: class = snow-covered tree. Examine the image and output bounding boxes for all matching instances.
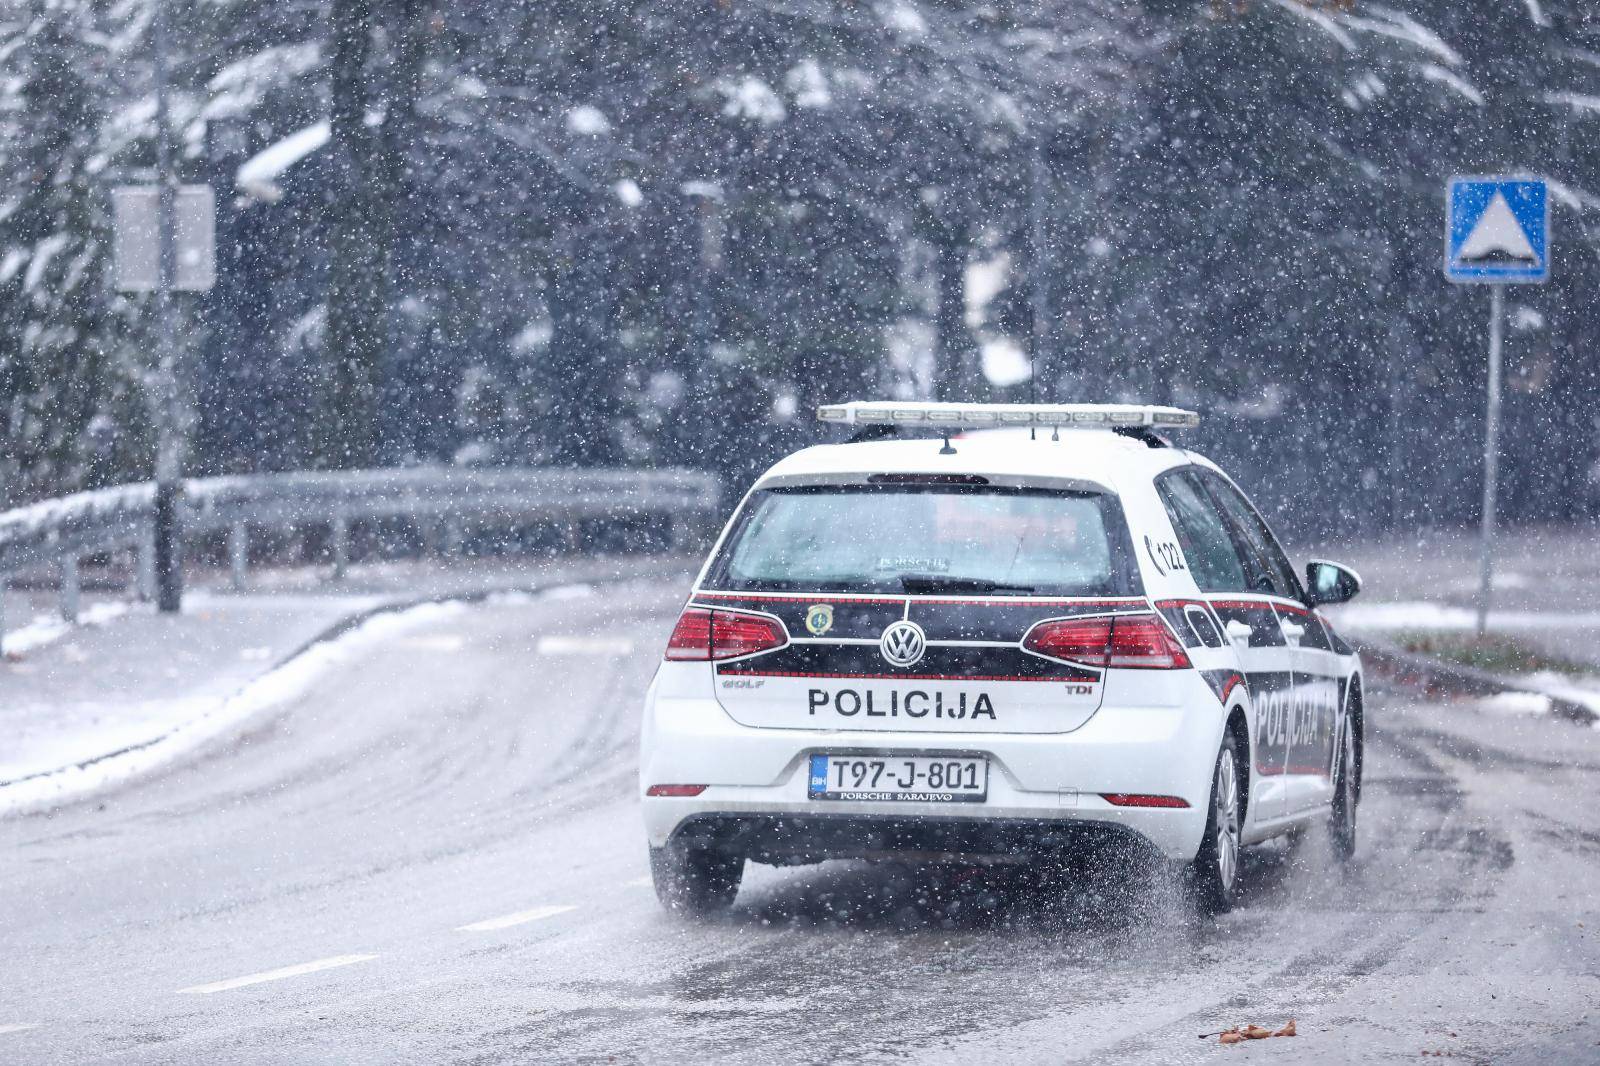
[0,3,150,506]
[3,0,1599,537]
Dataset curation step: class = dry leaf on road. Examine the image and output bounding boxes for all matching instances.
[1214,1020,1297,1045]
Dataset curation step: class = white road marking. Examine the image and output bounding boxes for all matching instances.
[176,954,378,994]
[456,904,577,932]
[0,1024,39,1035]
[537,635,634,656]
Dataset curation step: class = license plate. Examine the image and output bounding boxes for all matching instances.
[807,754,988,803]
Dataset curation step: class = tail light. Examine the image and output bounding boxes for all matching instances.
[664,606,787,661]
[1023,613,1191,670]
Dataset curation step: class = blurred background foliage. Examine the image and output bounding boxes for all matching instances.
[1,0,1597,539]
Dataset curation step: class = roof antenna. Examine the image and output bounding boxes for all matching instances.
[940,430,956,455]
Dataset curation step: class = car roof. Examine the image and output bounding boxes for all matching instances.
[753,427,1213,496]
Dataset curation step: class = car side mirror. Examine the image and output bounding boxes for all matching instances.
[1304,560,1361,608]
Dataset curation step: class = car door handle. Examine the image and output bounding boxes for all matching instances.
[1281,621,1306,646]
[1225,620,1254,645]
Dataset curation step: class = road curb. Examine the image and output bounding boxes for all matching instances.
[1354,635,1598,726]
[265,565,682,681]
[0,560,693,815]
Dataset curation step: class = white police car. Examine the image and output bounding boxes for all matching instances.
[640,402,1363,916]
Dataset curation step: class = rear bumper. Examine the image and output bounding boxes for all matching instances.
[665,812,1161,866]
[639,668,1226,862]
[645,791,1207,862]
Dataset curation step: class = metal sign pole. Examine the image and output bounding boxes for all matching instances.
[1476,283,1504,636]
[1447,177,1548,637]
[152,0,183,613]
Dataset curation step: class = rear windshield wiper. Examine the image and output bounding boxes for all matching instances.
[897,573,1037,594]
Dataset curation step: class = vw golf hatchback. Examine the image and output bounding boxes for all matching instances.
[640,402,1364,916]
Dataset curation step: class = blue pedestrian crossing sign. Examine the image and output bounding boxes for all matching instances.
[1446,177,1549,284]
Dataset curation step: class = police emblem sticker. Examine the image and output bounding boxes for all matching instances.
[805,604,834,636]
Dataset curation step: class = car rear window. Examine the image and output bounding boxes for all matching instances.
[703,485,1140,596]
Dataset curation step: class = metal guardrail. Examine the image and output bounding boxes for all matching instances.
[0,466,721,643]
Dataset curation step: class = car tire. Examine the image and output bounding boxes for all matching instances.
[1187,731,1243,916]
[1330,716,1358,862]
[649,844,743,916]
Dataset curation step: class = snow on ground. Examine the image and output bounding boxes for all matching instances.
[1524,671,1600,720]
[486,583,595,606]
[1329,601,1600,631]
[1473,679,1600,723]
[183,588,387,613]
[1329,601,1600,721]
[0,601,464,816]
[1475,691,1553,717]
[1,600,133,657]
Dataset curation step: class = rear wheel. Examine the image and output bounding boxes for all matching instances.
[650,844,743,916]
[1187,732,1243,916]
[1330,716,1358,861]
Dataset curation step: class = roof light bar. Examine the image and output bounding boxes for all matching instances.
[817,401,1200,430]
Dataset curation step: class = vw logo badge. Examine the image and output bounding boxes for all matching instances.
[879,620,927,668]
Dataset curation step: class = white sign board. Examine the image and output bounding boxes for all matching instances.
[112,185,216,292]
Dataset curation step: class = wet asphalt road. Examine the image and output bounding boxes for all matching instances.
[5,580,1600,1065]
